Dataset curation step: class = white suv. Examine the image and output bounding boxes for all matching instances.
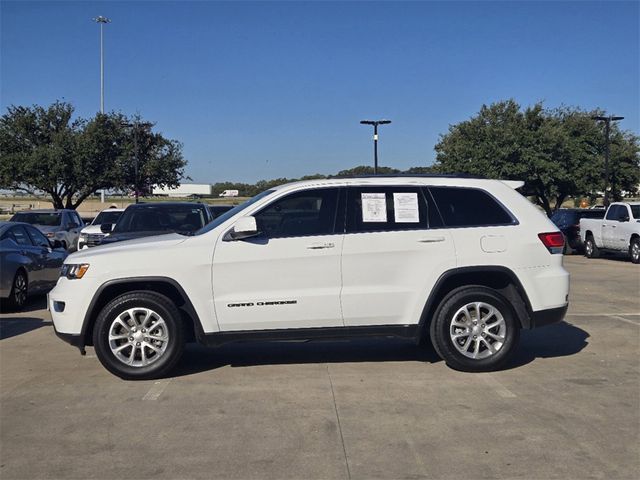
[49,177,570,379]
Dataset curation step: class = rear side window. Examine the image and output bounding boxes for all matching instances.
[10,226,33,246]
[346,186,439,233]
[428,187,515,227]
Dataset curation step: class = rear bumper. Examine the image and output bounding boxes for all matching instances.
[530,304,568,328]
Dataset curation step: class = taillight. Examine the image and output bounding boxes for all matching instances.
[538,232,564,254]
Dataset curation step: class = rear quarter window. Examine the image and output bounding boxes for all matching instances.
[428,186,516,227]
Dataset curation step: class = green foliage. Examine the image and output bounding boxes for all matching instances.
[434,100,640,216]
[0,102,187,209]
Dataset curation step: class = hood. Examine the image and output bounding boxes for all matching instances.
[99,230,187,244]
[80,225,103,235]
[67,232,188,261]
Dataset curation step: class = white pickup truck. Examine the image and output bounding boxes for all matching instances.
[580,202,640,264]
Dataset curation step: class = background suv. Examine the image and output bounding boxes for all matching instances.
[550,208,605,254]
[98,202,212,246]
[49,176,569,380]
[10,209,84,251]
[77,208,125,249]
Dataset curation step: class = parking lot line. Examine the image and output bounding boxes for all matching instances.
[326,365,351,480]
[142,379,172,400]
[480,373,517,398]
[565,313,640,317]
[607,315,640,326]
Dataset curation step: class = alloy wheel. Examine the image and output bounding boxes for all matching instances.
[108,308,170,367]
[449,302,506,360]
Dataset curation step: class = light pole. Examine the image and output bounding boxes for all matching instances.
[93,15,111,114]
[121,121,153,204]
[592,115,624,207]
[360,120,391,174]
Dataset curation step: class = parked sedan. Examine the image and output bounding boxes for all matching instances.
[10,209,84,251]
[0,222,67,309]
[550,208,606,254]
[99,202,213,246]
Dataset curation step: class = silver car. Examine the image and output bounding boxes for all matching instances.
[0,221,68,309]
[10,209,84,251]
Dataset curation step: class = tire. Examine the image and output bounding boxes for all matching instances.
[430,286,520,372]
[93,291,185,380]
[630,238,640,264]
[584,235,599,259]
[7,270,28,310]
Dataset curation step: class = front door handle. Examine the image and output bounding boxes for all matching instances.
[307,242,335,250]
[418,236,446,243]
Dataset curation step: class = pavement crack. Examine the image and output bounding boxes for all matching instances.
[327,365,351,480]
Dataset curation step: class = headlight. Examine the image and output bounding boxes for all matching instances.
[79,233,88,242]
[61,263,90,279]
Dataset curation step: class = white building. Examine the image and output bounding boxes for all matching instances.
[152,184,213,197]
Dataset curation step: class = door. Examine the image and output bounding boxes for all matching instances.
[25,225,64,287]
[603,206,621,249]
[340,186,456,326]
[212,187,345,331]
[9,225,46,292]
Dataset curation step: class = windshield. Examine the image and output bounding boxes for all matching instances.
[92,210,123,225]
[631,205,640,220]
[113,205,207,234]
[11,212,61,226]
[195,190,276,235]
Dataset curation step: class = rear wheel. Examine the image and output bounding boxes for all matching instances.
[430,286,520,372]
[7,270,28,310]
[584,235,599,258]
[630,238,640,264]
[93,291,184,380]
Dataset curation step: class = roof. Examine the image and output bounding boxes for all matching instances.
[270,175,524,191]
[126,201,207,208]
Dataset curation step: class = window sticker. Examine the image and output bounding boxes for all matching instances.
[393,192,419,223]
[361,193,387,222]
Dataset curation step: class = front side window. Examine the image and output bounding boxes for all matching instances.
[605,205,621,221]
[254,188,340,238]
[428,187,515,227]
[92,210,123,225]
[25,226,51,248]
[346,187,433,233]
[630,205,640,219]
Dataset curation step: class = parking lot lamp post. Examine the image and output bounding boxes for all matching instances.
[121,121,153,204]
[592,115,624,207]
[360,120,391,175]
[92,16,110,114]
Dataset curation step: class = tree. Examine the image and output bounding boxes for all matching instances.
[0,102,188,209]
[434,100,640,216]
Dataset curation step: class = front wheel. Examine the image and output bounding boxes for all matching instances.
[430,286,520,372]
[584,236,599,258]
[93,291,184,380]
[630,238,640,264]
[7,270,28,310]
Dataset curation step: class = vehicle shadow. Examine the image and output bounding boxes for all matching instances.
[0,317,52,340]
[0,295,48,315]
[507,320,590,369]
[173,337,441,377]
[172,321,589,377]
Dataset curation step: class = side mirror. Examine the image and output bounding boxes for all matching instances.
[68,222,79,229]
[100,223,114,233]
[50,239,64,249]
[620,215,630,222]
[229,216,259,240]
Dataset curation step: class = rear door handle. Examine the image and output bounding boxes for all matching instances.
[418,236,446,243]
[307,242,335,250]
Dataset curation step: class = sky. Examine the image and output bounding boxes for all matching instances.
[1,0,638,184]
